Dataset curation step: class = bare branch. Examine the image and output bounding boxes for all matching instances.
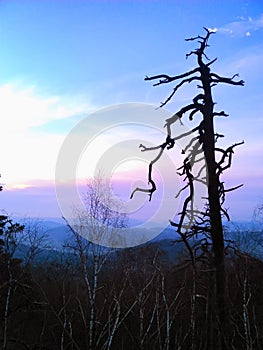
[221,206,230,221]
[224,184,244,193]
[216,141,244,174]
[169,219,195,267]
[174,157,195,234]
[211,72,245,86]
[165,104,204,137]
[213,111,229,117]
[206,57,217,67]
[173,125,200,141]
[130,154,160,201]
[160,76,201,107]
[144,66,200,85]
[185,35,206,42]
[139,143,163,152]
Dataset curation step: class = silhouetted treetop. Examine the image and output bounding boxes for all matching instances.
[145,28,244,108]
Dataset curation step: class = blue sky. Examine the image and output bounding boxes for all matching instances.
[0,0,262,223]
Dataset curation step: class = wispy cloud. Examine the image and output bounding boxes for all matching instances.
[0,83,96,185]
[0,83,96,132]
[208,14,263,37]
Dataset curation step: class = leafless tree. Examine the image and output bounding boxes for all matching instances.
[64,176,131,349]
[0,216,51,349]
[132,28,244,348]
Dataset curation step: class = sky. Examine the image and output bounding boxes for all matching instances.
[0,0,262,225]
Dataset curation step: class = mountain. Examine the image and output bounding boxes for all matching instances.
[11,217,263,263]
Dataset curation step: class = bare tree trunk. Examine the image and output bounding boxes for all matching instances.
[161,273,171,350]
[3,259,12,350]
[201,64,226,347]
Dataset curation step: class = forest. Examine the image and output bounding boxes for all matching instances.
[0,203,263,350]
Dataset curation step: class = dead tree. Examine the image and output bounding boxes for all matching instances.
[131,28,244,348]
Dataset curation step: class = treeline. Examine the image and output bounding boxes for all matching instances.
[0,215,263,350]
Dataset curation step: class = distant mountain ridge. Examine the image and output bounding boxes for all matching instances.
[14,216,262,243]
[11,217,263,261]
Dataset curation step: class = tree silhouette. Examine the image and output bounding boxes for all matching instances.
[132,28,244,348]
